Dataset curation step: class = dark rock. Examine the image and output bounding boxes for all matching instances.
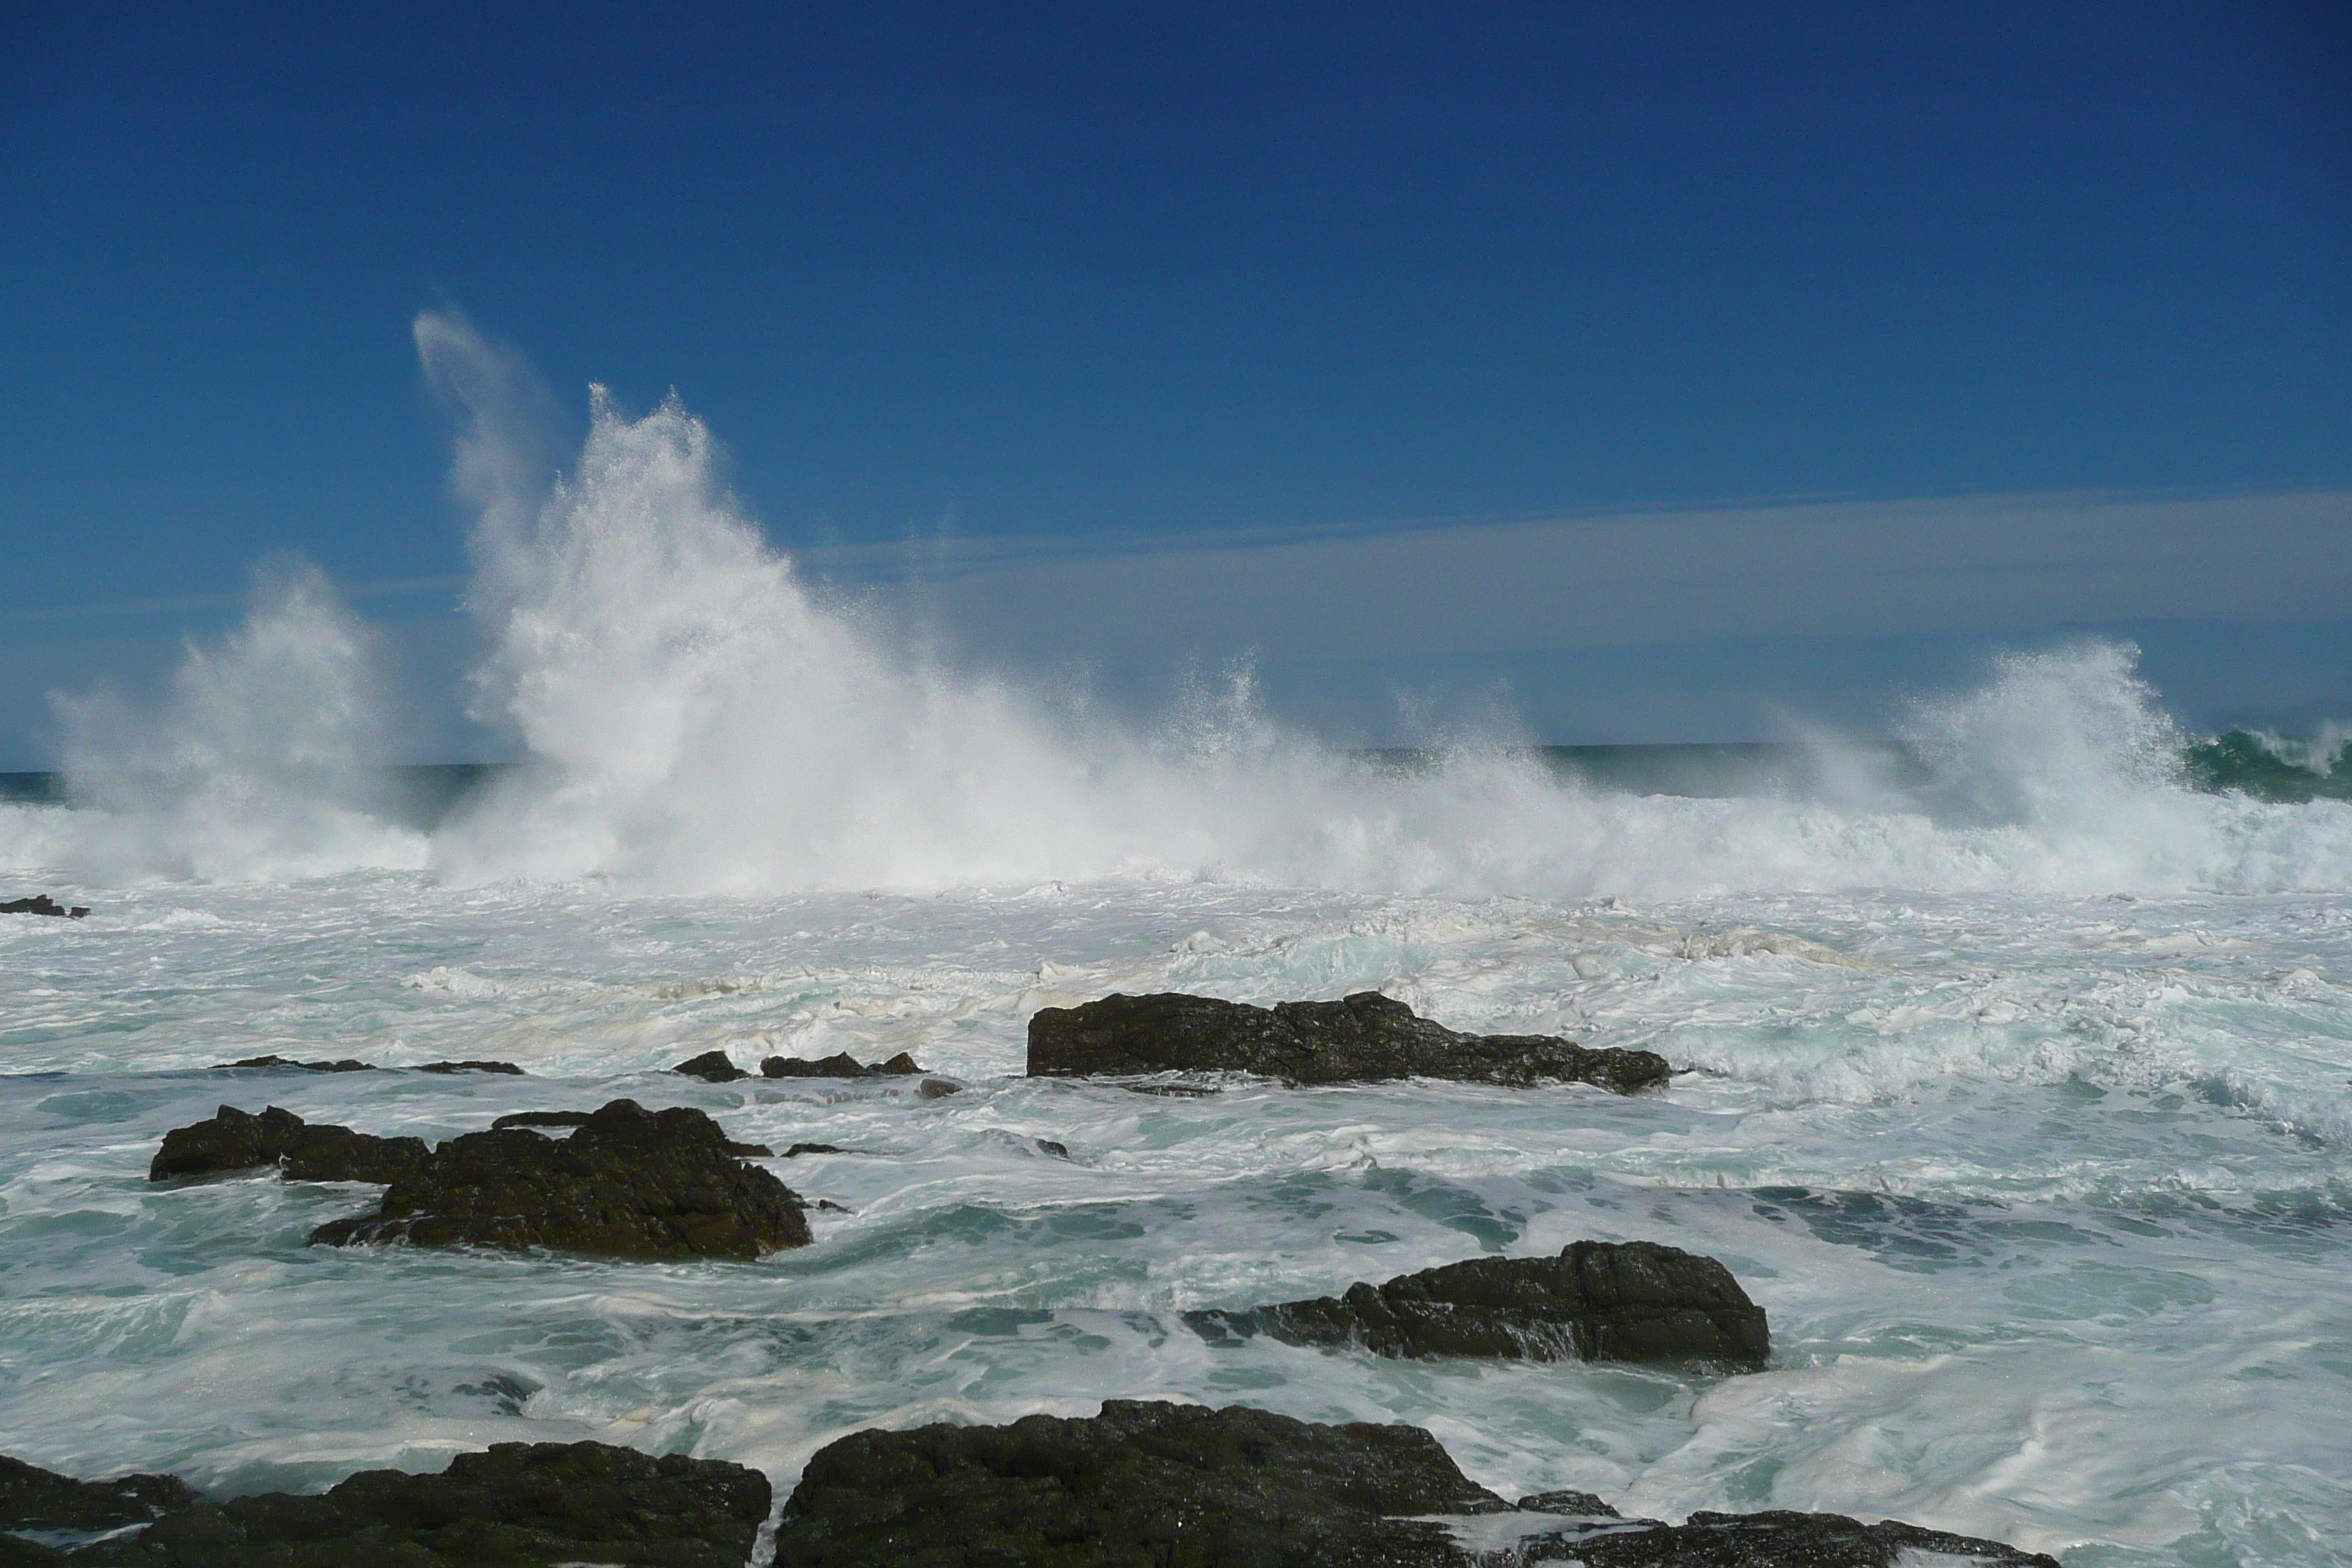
[783,1142,849,1157]
[1028,992,1672,1093]
[148,1106,431,1185]
[0,1454,196,1534]
[309,1098,810,1259]
[4,1440,769,1567]
[1518,1508,2060,1567]
[211,1055,376,1072]
[671,1050,748,1082]
[415,1060,525,1074]
[917,1078,962,1098]
[1035,1139,1070,1158]
[1188,1241,1769,1369]
[491,1111,595,1130]
[0,895,87,919]
[761,1051,870,1078]
[1517,1488,1619,1517]
[873,1052,922,1075]
[773,1398,1508,1568]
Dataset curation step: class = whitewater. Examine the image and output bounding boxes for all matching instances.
[2,314,2348,1565]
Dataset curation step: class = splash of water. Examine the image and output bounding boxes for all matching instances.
[45,560,426,881]
[12,317,2350,895]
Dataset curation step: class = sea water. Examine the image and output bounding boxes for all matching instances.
[1,325,2347,1565]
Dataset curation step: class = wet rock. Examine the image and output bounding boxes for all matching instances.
[3,1440,769,1567]
[1035,1139,1071,1158]
[917,1078,962,1098]
[491,1110,594,1130]
[1188,1240,1770,1368]
[760,1051,872,1078]
[1517,1488,1618,1516]
[1028,992,1672,1093]
[211,1055,375,1072]
[760,1051,930,1079]
[768,1401,2060,1568]
[309,1098,810,1259]
[773,1398,1508,1568]
[1,1454,196,1536]
[415,1060,524,1074]
[1517,1509,2060,1567]
[783,1142,849,1157]
[148,1106,431,1185]
[671,1050,749,1082]
[0,895,88,919]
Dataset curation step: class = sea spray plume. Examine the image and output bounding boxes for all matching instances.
[410,321,2352,898]
[50,560,426,880]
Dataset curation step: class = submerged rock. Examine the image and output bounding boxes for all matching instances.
[148,1105,431,1185]
[774,1398,1506,1567]
[769,1401,2059,1568]
[1028,991,1672,1093]
[415,1060,525,1074]
[671,1050,749,1082]
[1517,1509,2060,1567]
[760,1050,926,1078]
[1,1441,769,1567]
[1188,1240,1770,1368]
[211,1055,375,1072]
[310,1098,810,1259]
[0,894,88,919]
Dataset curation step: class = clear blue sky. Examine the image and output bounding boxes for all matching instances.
[4,1,2348,762]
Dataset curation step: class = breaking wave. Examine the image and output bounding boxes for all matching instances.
[8,314,2350,897]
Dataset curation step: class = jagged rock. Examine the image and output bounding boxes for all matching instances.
[211,1055,375,1072]
[0,895,88,919]
[760,1051,928,1079]
[774,1398,1507,1567]
[491,1111,594,1130]
[1518,1488,1618,1516]
[1028,992,1672,1093]
[768,1401,2061,1568]
[415,1060,524,1074]
[148,1106,431,1185]
[309,1099,810,1259]
[0,1454,196,1536]
[1188,1241,1769,1368]
[671,1050,748,1082]
[1,1441,769,1567]
[1518,1509,2060,1566]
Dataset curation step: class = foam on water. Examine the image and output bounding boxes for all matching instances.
[3,323,2349,1567]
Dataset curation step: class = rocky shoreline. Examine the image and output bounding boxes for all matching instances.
[14,990,2070,1565]
[4,1403,2058,1567]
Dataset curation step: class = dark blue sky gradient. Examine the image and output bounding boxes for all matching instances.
[2,1,2348,757]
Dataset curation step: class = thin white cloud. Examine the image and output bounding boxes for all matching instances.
[810,487,2351,662]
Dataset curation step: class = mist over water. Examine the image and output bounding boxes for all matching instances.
[4,312,2345,901]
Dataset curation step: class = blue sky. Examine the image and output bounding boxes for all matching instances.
[3,1,2348,764]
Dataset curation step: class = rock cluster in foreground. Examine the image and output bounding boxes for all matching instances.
[153,1100,810,1260]
[0,1441,767,1567]
[771,1399,2059,1568]
[1188,1240,1771,1368]
[1028,991,1672,1093]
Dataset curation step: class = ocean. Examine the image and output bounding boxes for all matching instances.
[2,382,2348,1566]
